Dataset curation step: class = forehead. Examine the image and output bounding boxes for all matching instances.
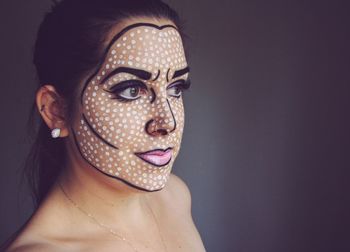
[103,25,187,73]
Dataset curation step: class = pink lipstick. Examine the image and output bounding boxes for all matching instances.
[135,148,173,167]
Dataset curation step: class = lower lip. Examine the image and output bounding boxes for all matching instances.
[136,149,173,167]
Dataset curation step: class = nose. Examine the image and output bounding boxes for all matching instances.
[145,98,176,136]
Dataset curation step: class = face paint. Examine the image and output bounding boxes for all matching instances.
[72,23,189,192]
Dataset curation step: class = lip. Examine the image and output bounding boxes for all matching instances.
[134,147,173,167]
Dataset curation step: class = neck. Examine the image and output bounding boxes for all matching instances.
[56,156,150,229]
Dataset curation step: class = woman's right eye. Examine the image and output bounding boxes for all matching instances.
[117,86,142,100]
[103,80,147,102]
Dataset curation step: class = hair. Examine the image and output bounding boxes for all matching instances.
[27,0,187,207]
[0,0,187,249]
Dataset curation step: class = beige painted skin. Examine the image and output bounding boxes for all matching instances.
[77,16,187,191]
[6,17,206,252]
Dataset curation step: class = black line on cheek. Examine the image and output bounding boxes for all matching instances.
[150,88,156,104]
[71,127,163,192]
[166,68,170,82]
[152,70,160,81]
[166,98,177,133]
[82,113,118,150]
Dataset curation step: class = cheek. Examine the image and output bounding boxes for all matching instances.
[172,98,185,130]
[88,98,152,146]
[113,100,150,143]
[166,98,185,148]
[83,84,138,139]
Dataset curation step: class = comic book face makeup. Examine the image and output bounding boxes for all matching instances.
[72,23,189,192]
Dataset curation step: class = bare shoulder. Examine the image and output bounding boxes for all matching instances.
[6,231,78,252]
[4,216,70,252]
[6,240,63,252]
[154,173,192,214]
[3,220,50,252]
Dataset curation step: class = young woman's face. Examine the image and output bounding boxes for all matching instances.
[71,20,189,191]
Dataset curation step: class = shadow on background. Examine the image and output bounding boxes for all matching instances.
[1,0,350,251]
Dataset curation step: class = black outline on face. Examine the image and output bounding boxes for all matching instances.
[166,68,171,82]
[144,97,177,136]
[75,22,185,191]
[145,119,155,135]
[82,113,118,150]
[152,69,160,81]
[80,23,179,105]
[71,127,163,192]
[150,88,156,104]
[166,98,177,133]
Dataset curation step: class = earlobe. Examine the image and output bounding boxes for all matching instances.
[36,85,69,138]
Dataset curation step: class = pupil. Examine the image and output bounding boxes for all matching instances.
[130,87,138,96]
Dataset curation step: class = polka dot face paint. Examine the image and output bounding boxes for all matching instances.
[72,23,189,192]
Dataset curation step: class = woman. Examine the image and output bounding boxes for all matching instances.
[5,0,206,251]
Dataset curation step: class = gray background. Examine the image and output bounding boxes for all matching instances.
[1,0,350,251]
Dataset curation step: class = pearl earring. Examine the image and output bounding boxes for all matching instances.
[51,128,61,138]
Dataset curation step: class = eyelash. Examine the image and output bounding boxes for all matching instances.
[167,79,191,98]
[103,80,146,102]
[103,79,191,102]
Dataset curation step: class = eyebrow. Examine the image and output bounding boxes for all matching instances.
[171,66,190,80]
[81,23,180,106]
[101,67,152,84]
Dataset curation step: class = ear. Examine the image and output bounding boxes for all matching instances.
[36,85,69,137]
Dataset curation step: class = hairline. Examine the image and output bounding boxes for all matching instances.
[80,22,180,105]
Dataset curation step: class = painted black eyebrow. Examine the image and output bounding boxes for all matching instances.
[172,66,190,80]
[100,67,152,84]
[80,23,179,105]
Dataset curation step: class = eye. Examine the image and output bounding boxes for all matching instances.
[166,79,191,98]
[167,85,182,97]
[118,86,141,100]
[103,80,147,102]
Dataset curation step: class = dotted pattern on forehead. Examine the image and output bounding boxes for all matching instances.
[73,23,188,191]
[80,23,179,105]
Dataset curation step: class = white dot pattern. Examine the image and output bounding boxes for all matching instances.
[75,25,188,191]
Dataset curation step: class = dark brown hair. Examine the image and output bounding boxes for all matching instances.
[27,0,186,207]
[1,0,186,249]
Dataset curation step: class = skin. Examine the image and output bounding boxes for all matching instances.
[75,20,189,192]
[6,17,206,252]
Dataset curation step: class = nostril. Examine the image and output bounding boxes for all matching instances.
[145,119,169,136]
[156,129,168,136]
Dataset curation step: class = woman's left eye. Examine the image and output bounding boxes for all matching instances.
[167,79,191,98]
[167,85,183,97]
